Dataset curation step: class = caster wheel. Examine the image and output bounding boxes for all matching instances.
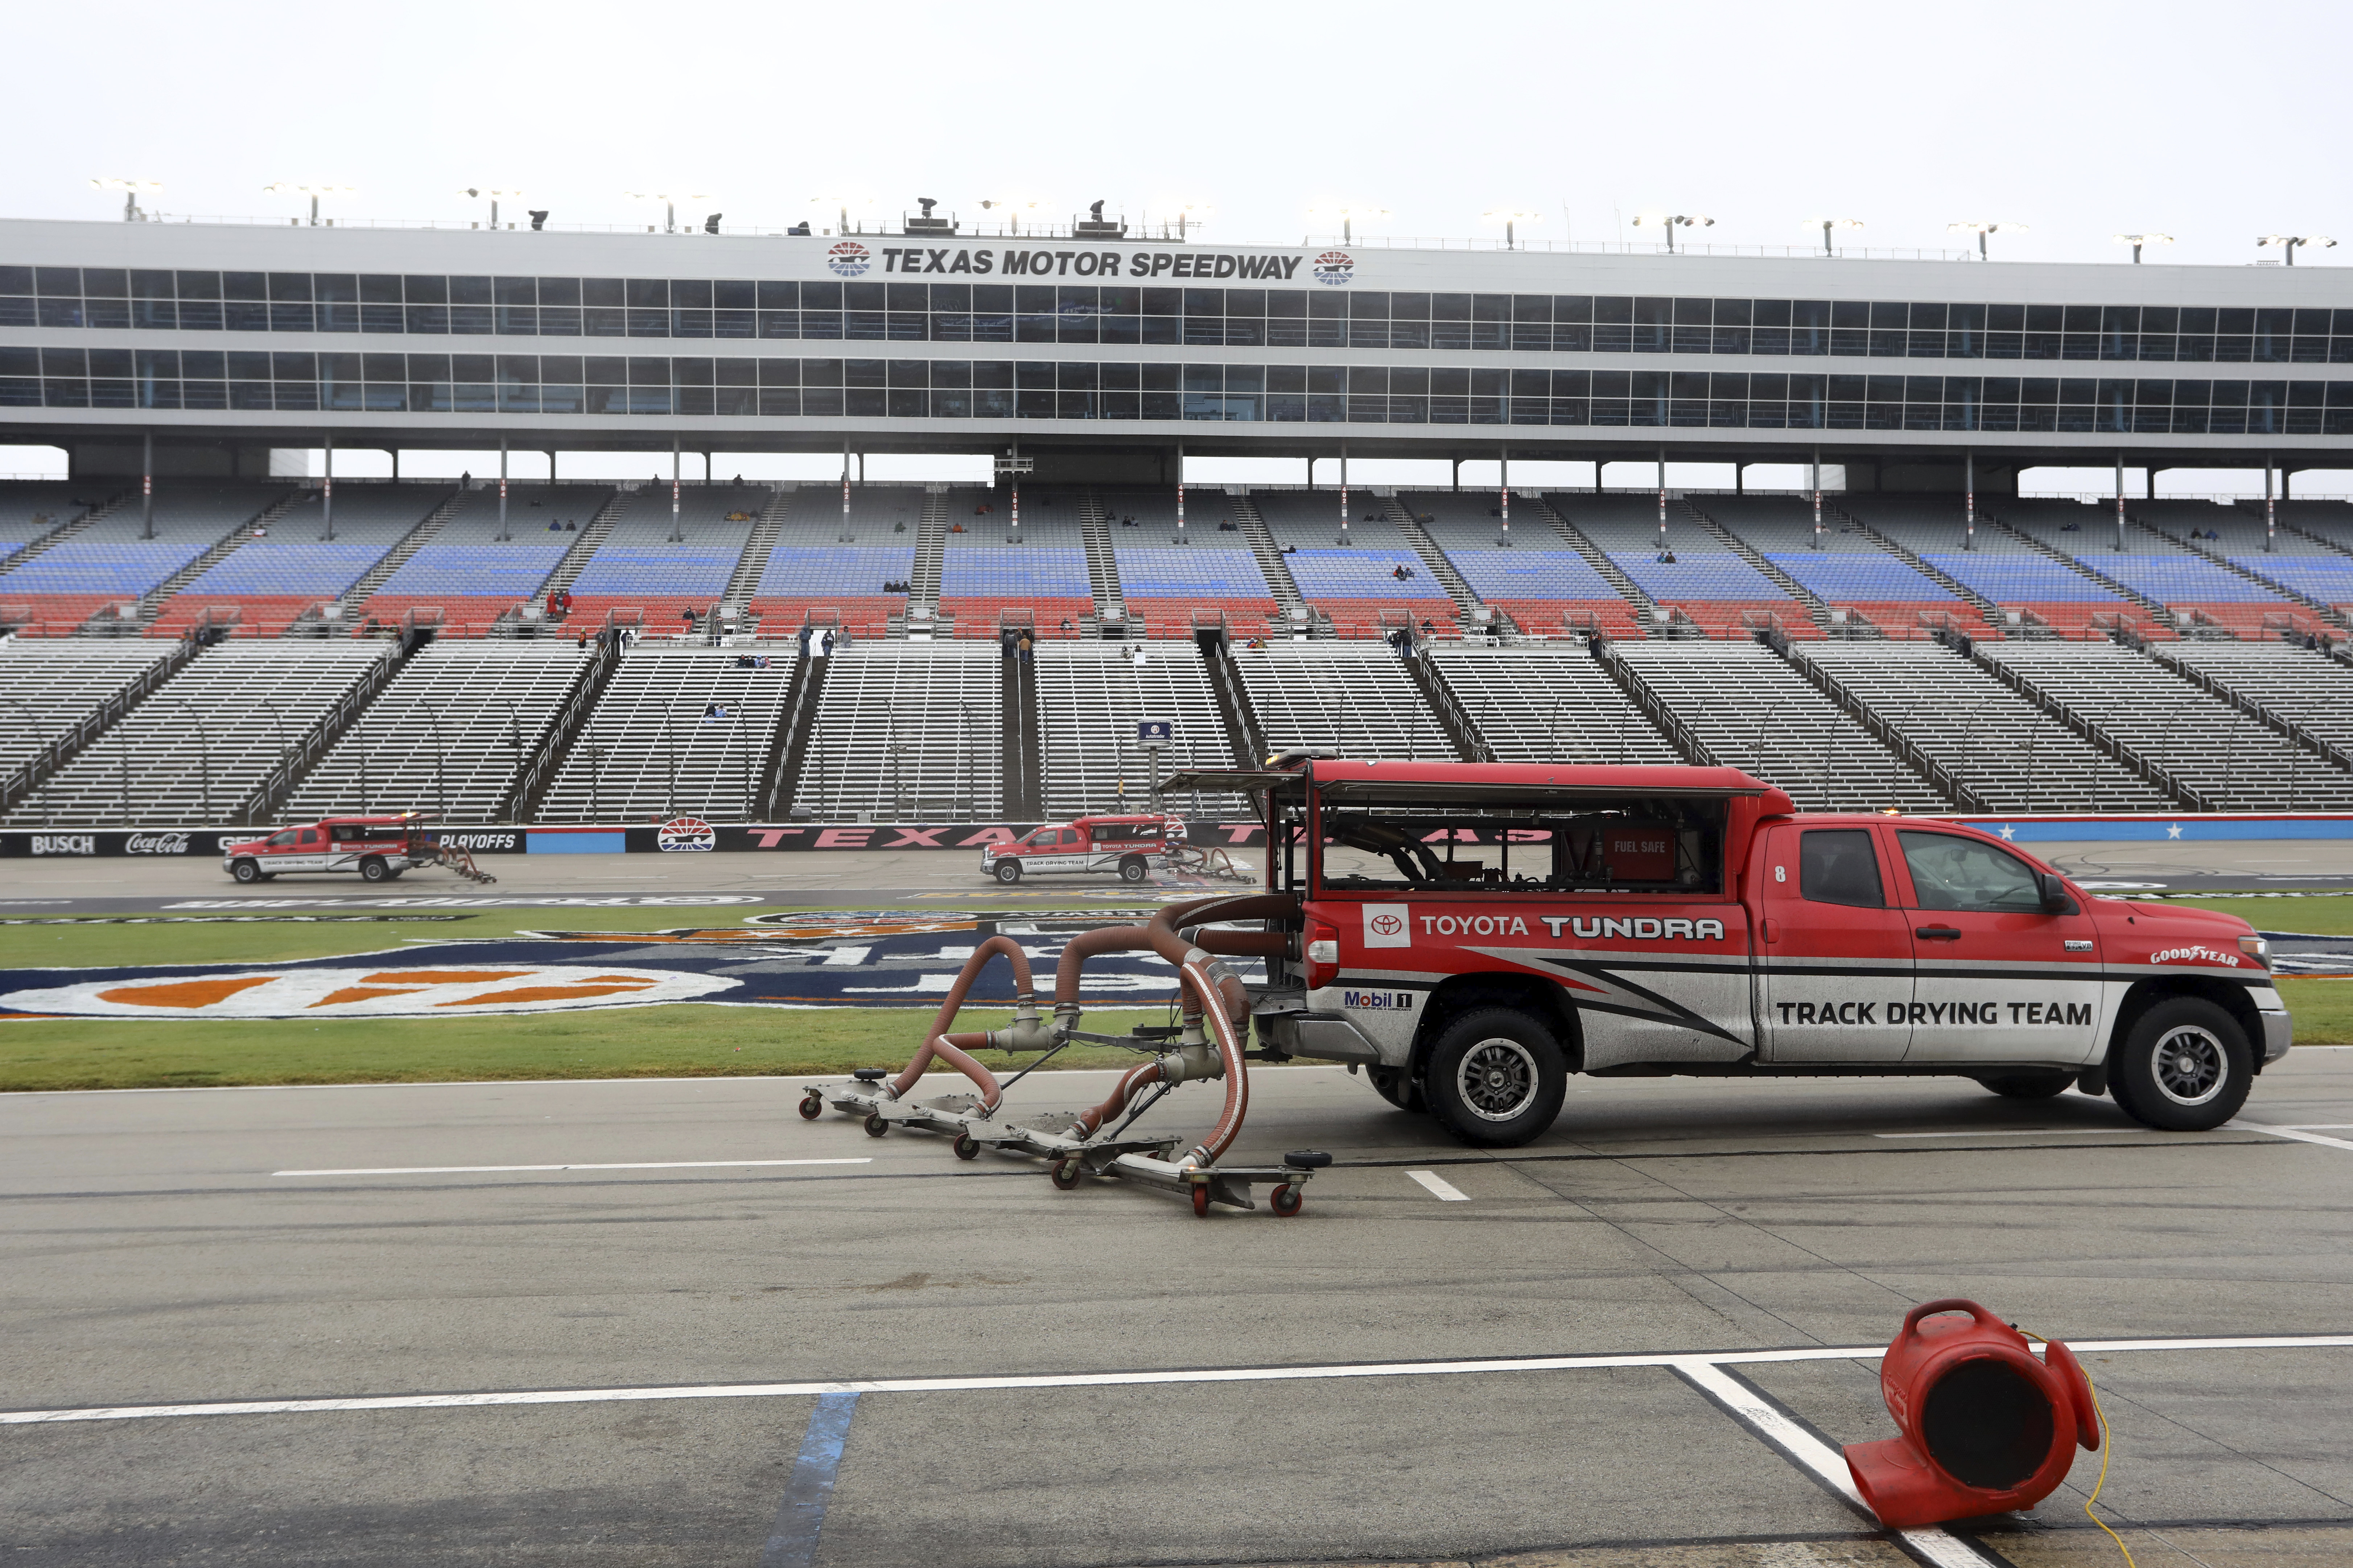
[953,1133,980,1161]
[797,1094,823,1121]
[863,1113,889,1138]
[1269,1183,1303,1218]
[1192,1184,1211,1218]
[1050,1159,1081,1191]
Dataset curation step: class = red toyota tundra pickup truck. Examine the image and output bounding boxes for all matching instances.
[1173,756,2287,1143]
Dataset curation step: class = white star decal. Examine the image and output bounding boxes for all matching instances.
[1998,824,2016,840]
[2167,823,2184,839]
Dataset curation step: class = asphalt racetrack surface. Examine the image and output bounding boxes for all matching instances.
[6,838,2353,914]
[4,1057,2350,1565]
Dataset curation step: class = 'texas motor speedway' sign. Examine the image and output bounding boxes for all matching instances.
[827,242,1351,283]
[0,911,1253,1021]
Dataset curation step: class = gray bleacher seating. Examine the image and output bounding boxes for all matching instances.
[2161,640,2353,761]
[3,642,392,825]
[0,484,277,600]
[0,640,180,786]
[1609,640,1946,811]
[1033,641,1239,818]
[281,642,592,822]
[775,483,928,543]
[792,643,1002,819]
[567,484,765,602]
[1427,647,1681,764]
[1976,640,2353,810]
[1802,641,2165,811]
[0,482,108,557]
[534,647,791,822]
[1231,643,1452,759]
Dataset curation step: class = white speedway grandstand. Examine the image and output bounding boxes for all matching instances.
[0,209,2349,831]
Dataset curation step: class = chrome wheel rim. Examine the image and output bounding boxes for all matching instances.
[1457,1039,1538,1122]
[2152,1026,2225,1106]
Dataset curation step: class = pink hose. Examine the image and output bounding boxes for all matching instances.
[887,934,1037,1111]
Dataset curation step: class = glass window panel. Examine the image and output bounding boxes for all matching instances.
[177,271,223,300]
[626,278,668,308]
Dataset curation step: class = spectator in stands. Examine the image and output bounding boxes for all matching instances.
[999,626,1019,659]
[894,520,906,532]
[1018,630,1034,664]
[950,522,966,533]
[566,519,577,530]
[682,607,699,628]
[1421,618,1435,636]
[1060,617,1073,635]
[1218,520,1236,532]
[548,520,562,531]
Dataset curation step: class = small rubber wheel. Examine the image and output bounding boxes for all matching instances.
[994,859,1023,883]
[2111,997,2253,1132]
[1119,857,1147,884]
[797,1094,823,1121]
[1269,1183,1303,1218]
[952,1132,980,1161]
[862,1113,889,1138]
[1191,1184,1211,1217]
[1050,1159,1081,1190]
[1983,1073,2072,1100]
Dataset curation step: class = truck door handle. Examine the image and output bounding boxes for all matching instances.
[1915,925,1962,941]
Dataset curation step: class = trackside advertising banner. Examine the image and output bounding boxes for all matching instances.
[0,822,1273,857]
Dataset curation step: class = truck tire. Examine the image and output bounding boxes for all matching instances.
[2110,997,2253,1132]
[231,859,262,884]
[359,857,391,882]
[994,859,1022,884]
[1422,1008,1567,1147]
[1367,1065,1425,1113]
[1118,856,1148,884]
[1982,1073,2072,1100]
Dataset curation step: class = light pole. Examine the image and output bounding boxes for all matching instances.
[263,183,354,226]
[91,177,163,222]
[1153,201,1214,242]
[1308,205,1388,246]
[1632,213,1713,253]
[171,700,213,825]
[414,701,451,819]
[2258,234,2336,266]
[659,700,678,818]
[2113,233,2173,264]
[627,191,713,235]
[1805,217,1863,257]
[1482,208,1542,250]
[1948,221,2027,261]
[460,187,524,228]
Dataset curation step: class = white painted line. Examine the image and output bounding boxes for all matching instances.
[2229,1122,2353,1154]
[4,1333,2344,1427]
[1872,1128,2139,1139]
[1406,1169,1470,1201]
[1674,1363,1994,1568]
[273,1159,876,1177]
[2274,1124,2353,1131]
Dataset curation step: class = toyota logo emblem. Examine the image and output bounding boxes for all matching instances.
[1370,914,1404,936]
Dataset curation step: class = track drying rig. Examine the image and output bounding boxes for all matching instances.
[800,891,1330,1215]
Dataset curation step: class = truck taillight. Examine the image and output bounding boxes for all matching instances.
[1305,921,1339,989]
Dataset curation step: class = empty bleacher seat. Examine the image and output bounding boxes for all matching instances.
[0,640,180,788]
[1033,642,1241,818]
[792,643,1003,819]
[1231,644,1452,758]
[1427,647,1680,764]
[534,647,792,822]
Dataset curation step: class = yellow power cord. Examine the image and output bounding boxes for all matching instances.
[2018,1327,2136,1568]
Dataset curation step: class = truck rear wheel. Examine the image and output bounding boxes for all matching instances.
[1423,1008,1567,1147]
[1118,856,1148,883]
[1982,1073,2071,1100]
[2111,998,2253,1132]
[359,857,391,882]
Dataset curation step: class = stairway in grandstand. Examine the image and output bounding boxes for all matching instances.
[326,484,464,620]
[534,488,629,601]
[1985,502,2176,627]
[1076,494,1126,626]
[1230,643,1452,759]
[533,645,795,822]
[721,487,789,613]
[119,490,303,634]
[2126,503,2350,633]
[1703,494,1982,641]
[0,487,124,576]
[1521,494,1660,631]
[906,490,948,613]
[1380,496,1483,621]
[1837,495,2115,640]
[1231,494,1305,616]
[1680,498,1837,635]
[1033,642,1246,818]
[1829,502,2002,622]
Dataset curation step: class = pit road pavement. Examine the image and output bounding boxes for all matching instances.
[3,1054,2349,1565]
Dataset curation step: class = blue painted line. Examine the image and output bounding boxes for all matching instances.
[1950,816,2353,843]
[761,1391,859,1568]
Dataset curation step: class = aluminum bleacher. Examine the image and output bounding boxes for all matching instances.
[936,484,1092,637]
[1231,643,1453,758]
[281,642,592,822]
[0,640,180,800]
[1033,641,1240,818]
[1112,545,1277,636]
[534,646,790,822]
[1842,495,2126,637]
[750,484,917,641]
[792,642,1002,819]
[1976,640,2353,810]
[1609,640,1945,810]
[0,484,277,637]
[1248,490,1447,638]
[563,483,765,628]
[355,482,605,636]
[1427,646,1680,764]
[1802,641,2165,811]
[1704,495,1971,638]
[2162,639,2353,763]
[2,641,392,825]
[148,486,440,639]
[1554,494,1811,638]
[1393,491,1642,638]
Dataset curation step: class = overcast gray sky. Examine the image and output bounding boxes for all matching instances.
[8,0,2348,487]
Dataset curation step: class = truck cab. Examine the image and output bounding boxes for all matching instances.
[982,813,1183,884]
[221,814,426,884]
[1168,757,2288,1143]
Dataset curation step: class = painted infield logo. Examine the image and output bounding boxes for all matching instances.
[1,964,734,1020]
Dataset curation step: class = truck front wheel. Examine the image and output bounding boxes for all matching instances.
[994,859,1022,883]
[1423,1008,1567,1147]
[230,859,261,884]
[2110,997,2253,1132]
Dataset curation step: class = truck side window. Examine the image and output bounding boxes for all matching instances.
[269,829,300,847]
[1798,829,1884,908]
[1898,832,2042,913]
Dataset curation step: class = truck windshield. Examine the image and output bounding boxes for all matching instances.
[1314,794,1724,896]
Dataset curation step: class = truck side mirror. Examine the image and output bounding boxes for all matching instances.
[2037,870,2073,915]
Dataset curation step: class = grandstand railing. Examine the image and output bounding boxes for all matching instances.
[502,636,622,823]
[2143,644,2353,776]
[244,648,404,824]
[1962,646,2205,810]
[1595,645,1716,768]
[0,640,197,815]
[1787,646,1989,811]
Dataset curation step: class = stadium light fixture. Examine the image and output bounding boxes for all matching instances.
[91,177,163,222]
[975,198,1051,237]
[459,187,524,228]
[627,191,713,234]
[2258,234,2336,265]
[1632,213,1713,253]
[1307,205,1389,245]
[1482,208,1543,249]
[1152,200,1215,241]
[263,183,354,226]
[2113,232,2173,264]
[1806,216,1863,256]
[1948,220,2026,260]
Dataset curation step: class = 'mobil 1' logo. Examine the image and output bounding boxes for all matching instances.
[828,241,871,277]
[1312,250,1355,286]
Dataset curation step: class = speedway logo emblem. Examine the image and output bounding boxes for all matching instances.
[1312,250,1355,286]
[828,241,872,277]
[658,816,716,852]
